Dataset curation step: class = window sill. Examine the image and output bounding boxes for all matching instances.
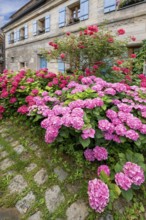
[118,0,146,11]
[66,20,80,27]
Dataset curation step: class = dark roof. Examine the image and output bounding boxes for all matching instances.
[1,0,47,29]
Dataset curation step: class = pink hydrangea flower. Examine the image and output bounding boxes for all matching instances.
[55,90,62,96]
[45,126,59,143]
[123,162,145,186]
[97,165,110,176]
[115,124,127,136]
[141,111,146,118]
[17,105,28,114]
[98,119,112,132]
[104,88,116,96]
[93,146,108,161]
[81,128,95,139]
[140,124,146,134]
[26,78,34,83]
[84,149,95,161]
[115,172,132,190]
[71,108,84,117]
[117,103,132,113]
[0,105,5,113]
[31,89,39,95]
[71,117,84,130]
[88,178,109,213]
[106,109,117,119]
[104,133,113,140]
[125,130,139,141]
[126,116,142,130]
[112,134,121,143]
[9,97,17,104]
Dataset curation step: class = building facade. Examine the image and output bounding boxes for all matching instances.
[2,0,146,72]
[0,30,5,73]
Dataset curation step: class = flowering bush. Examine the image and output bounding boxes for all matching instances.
[1,25,146,216]
[41,25,136,83]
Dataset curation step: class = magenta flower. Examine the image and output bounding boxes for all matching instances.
[88,178,109,213]
[115,124,127,136]
[125,130,139,141]
[126,116,142,130]
[115,172,132,190]
[140,124,146,134]
[93,146,108,161]
[84,149,95,162]
[17,105,28,114]
[123,162,145,186]
[9,97,17,104]
[97,165,110,177]
[98,119,112,132]
[104,88,116,96]
[81,128,95,139]
[106,109,117,119]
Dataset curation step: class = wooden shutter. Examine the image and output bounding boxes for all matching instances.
[59,7,66,28]
[104,0,116,13]
[17,29,20,41]
[33,20,37,36]
[14,30,17,42]
[8,33,10,44]
[58,59,65,73]
[24,24,28,39]
[45,15,50,32]
[80,0,89,21]
[40,57,47,68]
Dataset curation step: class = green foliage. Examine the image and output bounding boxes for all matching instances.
[133,40,146,74]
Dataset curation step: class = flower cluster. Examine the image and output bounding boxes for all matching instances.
[97,165,110,177]
[115,162,145,190]
[84,146,108,162]
[88,178,109,213]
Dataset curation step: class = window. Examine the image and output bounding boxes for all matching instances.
[9,32,14,44]
[118,0,144,9]
[67,3,80,25]
[58,59,65,73]
[104,0,116,13]
[20,27,25,40]
[11,57,15,63]
[128,46,141,57]
[40,56,47,69]
[33,16,50,36]
[0,45,3,54]
[20,62,25,68]
[59,0,89,28]
[38,18,45,34]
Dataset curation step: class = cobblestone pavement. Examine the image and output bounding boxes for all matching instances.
[0,123,90,220]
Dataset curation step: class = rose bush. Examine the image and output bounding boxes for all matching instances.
[41,25,137,83]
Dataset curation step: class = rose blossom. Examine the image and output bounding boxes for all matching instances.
[117,28,125,35]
